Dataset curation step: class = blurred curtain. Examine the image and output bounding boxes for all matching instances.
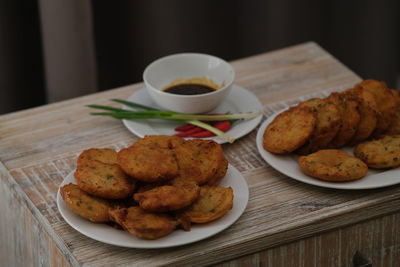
[0,0,399,114]
[38,0,97,102]
[0,1,45,114]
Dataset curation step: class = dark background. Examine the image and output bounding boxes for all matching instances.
[1,0,399,114]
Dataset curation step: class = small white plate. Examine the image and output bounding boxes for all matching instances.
[57,165,249,248]
[256,111,400,190]
[122,85,263,144]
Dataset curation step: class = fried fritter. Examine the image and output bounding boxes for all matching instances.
[355,79,396,135]
[391,89,400,102]
[354,135,400,169]
[206,157,229,186]
[77,148,117,167]
[109,207,177,239]
[298,149,368,182]
[297,98,341,154]
[131,135,184,149]
[74,160,135,199]
[134,184,200,212]
[135,181,168,193]
[181,186,233,223]
[117,143,179,183]
[172,139,224,185]
[345,87,378,144]
[385,89,400,135]
[325,93,345,145]
[60,183,115,222]
[326,92,361,147]
[384,111,400,135]
[263,106,317,154]
[175,213,192,231]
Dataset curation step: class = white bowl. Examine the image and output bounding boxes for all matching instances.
[143,53,235,114]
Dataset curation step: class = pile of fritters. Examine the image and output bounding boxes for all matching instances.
[60,135,233,240]
[263,79,400,181]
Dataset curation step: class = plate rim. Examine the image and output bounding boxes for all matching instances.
[121,84,263,144]
[56,164,249,248]
[256,110,400,190]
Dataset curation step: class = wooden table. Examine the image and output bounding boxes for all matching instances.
[1,42,399,267]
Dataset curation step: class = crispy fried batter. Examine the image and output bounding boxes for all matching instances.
[298,149,368,182]
[134,184,200,212]
[354,79,396,135]
[60,183,115,222]
[109,207,177,239]
[296,98,341,154]
[385,89,400,135]
[135,181,168,193]
[181,186,233,223]
[263,106,317,154]
[172,139,224,185]
[175,213,192,231]
[77,148,117,167]
[131,135,184,149]
[354,135,400,169]
[326,92,361,147]
[206,157,229,186]
[325,92,345,145]
[345,87,379,144]
[117,144,179,183]
[74,160,135,199]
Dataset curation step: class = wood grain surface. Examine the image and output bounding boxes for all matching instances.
[1,42,399,266]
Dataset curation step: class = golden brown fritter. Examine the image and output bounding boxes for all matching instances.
[117,144,179,183]
[181,186,233,223]
[135,181,168,193]
[326,92,361,147]
[60,183,115,222]
[263,106,317,154]
[74,160,135,199]
[354,135,400,169]
[296,98,341,154]
[298,149,368,182]
[206,157,229,186]
[385,89,400,135]
[325,92,345,144]
[172,139,224,185]
[134,184,200,212]
[109,207,177,239]
[345,87,378,144]
[131,135,184,149]
[77,148,118,167]
[354,79,396,135]
[175,213,192,232]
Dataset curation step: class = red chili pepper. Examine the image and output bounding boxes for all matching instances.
[214,120,232,132]
[174,116,221,132]
[188,130,215,138]
[174,124,197,132]
[174,126,204,137]
[189,121,232,138]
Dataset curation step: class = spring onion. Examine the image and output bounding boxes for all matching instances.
[87,99,262,143]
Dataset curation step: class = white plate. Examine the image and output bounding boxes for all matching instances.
[256,111,400,190]
[122,85,263,144]
[56,165,249,248]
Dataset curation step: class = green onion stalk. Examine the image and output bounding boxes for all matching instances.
[87,99,262,143]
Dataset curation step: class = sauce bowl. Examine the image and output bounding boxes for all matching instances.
[143,53,235,114]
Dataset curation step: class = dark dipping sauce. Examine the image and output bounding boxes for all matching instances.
[164,83,216,95]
